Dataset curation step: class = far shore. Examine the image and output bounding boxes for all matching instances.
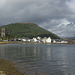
[0,41,75,45]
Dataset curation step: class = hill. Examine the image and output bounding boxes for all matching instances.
[0,23,60,39]
[66,37,75,39]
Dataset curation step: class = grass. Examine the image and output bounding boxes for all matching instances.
[0,58,27,75]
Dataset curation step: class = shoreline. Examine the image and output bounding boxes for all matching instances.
[0,58,27,75]
[0,41,75,45]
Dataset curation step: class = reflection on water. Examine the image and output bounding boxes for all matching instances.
[0,44,75,75]
[0,45,5,57]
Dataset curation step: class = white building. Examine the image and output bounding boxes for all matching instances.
[42,37,51,43]
[46,37,51,43]
[42,37,47,43]
[37,36,41,40]
[53,39,68,43]
[61,41,68,43]
[22,38,26,41]
[33,38,38,42]
[27,39,31,42]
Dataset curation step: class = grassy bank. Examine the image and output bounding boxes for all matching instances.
[0,58,27,75]
[0,41,26,44]
[0,41,75,45]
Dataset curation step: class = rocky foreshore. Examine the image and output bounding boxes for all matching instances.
[0,58,27,75]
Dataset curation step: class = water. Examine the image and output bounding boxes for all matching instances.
[0,43,75,75]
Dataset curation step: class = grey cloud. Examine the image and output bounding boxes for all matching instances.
[0,0,75,38]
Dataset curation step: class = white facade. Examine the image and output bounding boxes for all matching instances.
[53,40,56,43]
[46,37,51,43]
[42,37,51,43]
[61,41,68,43]
[22,39,26,41]
[37,36,41,40]
[53,39,68,43]
[27,39,31,42]
[33,38,38,42]
[42,37,47,43]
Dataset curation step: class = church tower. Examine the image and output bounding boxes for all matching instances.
[1,27,5,37]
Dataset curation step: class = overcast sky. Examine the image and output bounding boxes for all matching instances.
[0,0,75,38]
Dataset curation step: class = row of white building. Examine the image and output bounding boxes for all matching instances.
[17,37,51,43]
[14,36,68,44]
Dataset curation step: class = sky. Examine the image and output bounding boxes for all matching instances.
[0,0,75,38]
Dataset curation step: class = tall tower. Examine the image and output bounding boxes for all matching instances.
[1,27,5,37]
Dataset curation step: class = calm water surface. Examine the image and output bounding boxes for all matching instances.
[0,43,75,75]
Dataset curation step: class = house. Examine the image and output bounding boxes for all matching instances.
[37,36,41,40]
[53,39,68,43]
[46,37,51,43]
[26,39,31,42]
[22,38,27,41]
[61,40,68,43]
[42,37,51,43]
[33,38,38,42]
[16,38,22,41]
[42,37,47,43]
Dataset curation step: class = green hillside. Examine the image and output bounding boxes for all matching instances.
[0,23,60,39]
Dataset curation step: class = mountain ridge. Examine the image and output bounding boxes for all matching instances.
[0,23,60,39]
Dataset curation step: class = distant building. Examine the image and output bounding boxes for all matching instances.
[42,37,47,43]
[42,37,51,43]
[22,38,27,42]
[46,37,51,43]
[1,27,5,37]
[33,38,38,42]
[37,36,41,40]
[53,39,68,43]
